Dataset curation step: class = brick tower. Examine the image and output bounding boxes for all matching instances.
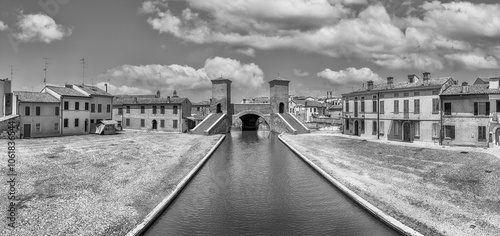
[211,77,232,114]
[269,76,290,114]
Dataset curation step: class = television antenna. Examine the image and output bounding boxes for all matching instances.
[43,57,52,86]
[80,58,87,84]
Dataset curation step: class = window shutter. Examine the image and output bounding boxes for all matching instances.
[486,102,490,115]
[474,102,478,115]
[451,126,455,139]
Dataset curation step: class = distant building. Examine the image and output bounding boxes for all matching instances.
[0,78,12,117]
[70,84,114,131]
[342,73,455,143]
[289,97,325,122]
[12,91,60,138]
[242,97,269,104]
[113,91,193,132]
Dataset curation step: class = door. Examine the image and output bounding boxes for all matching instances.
[354,101,358,117]
[84,119,88,132]
[279,102,285,113]
[216,103,222,113]
[403,122,411,142]
[23,124,31,138]
[152,120,157,129]
[496,128,500,145]
[354,121,359,136]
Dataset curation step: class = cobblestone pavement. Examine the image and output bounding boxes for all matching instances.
[310,130,500,159]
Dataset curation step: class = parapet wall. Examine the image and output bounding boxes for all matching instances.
[233,104,273,115]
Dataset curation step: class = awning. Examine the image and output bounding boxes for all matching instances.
[100,120,118,125]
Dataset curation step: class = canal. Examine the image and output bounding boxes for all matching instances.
[143,131,401,235]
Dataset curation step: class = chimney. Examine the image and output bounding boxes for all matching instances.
[367,80,374,90]
[387,77,394,87]
[105,84,108,92]
[156,90,160,98]
[461,82,469,93]
[133,97,138,103]
[167,96,171,102]
[423,72,430,84]
[490,77,500,89]
[408,75,415,83]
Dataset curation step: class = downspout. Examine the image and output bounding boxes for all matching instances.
[377,92,380,140]
[60,97,63,136]
[439,95,443,146]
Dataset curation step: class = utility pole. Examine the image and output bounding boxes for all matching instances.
[43,58,51,86]
[80,58,86,84]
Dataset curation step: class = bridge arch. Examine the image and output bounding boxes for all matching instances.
[233,110,270,131]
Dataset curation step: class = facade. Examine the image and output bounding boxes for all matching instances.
[0,78,12,117]
[71,84,113,131]
[43,86,91,135]
[113,93,193,132]
[289,97,325,122]
[191,101,210,117]
[13,91,60,138]
[342,73,455,143]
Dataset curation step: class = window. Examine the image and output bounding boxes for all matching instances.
[91,104,95,113]
[314,108,317,113]
[432,90,438,95]
[197,107,200,111]
[173,119,178,129]
[107,104,111,113]
[372,121,377,135]
[414,99,420,114]
[403,100,409,114]
[380,94,385,98]
[35,123,41,132]
[55,107,59,116]
[75,118,79,127]
[478,126,487,141]
[152,106,157,114]
[444,103,452,115]
[141,119,145,127]
[126,119,130,126]
[90,119,94,123]
[141,106,145,114]
[415,122,420,137]
[474,102,490,116]
[161,106,165,114]
[404,92,409,97]
[64,101,69,110]
[346,102,350,112]
[36,106,41,116]
[380,101,384,114]
[54,123,59,131]
[394,93,399,98]
[160,120,165,128]
[444,125,455,139]
[394,121,400,135]
[173,106,178,114]
[85,102,89,110]
[414,92,420,96]
[372,100,377,113]
[379,121,384,135]
[126,106,130,113]
[75,102,80,110]
[394,100,399,114]
[25,106,30,116]
[64,118,69,128]
[432,99,439,114]
[432,123,440,138]
[361,100,365,112]
[118,108,123,115]
[98,104,102,113]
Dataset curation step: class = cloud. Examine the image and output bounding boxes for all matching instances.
[444,51,498,70]
[99,56,265,95]
[96,82,152,95]
[235,48,255,57]
[293,69,309,77]
[0,21,8,31]
[317,67,382,85]
[12,13,73,43]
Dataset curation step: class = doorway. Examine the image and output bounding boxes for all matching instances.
[152,120,157,129]
[85,119,88,132]
[403,122,411,142]
[496,128,500,145]
[354,121,359,136]
[216,103,222,113]
[23,124,31,138]
[279,102,285,113]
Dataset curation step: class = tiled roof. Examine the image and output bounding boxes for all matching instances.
[14,91,59,103]
[114,96,187,105]
[46,86,88,97]
[347,77,452,94]
[292,99,324,107]
[192,101,210,106]
[474,78,489,84]
[115,94,157,98]
[73,84,113,96]
[441,84,500,95]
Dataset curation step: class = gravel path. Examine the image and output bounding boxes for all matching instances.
[1,131,222,236]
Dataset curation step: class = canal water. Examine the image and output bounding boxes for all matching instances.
[144,131,401,235]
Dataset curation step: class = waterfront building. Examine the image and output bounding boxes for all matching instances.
[12,91,60,138]
[70,84,113,131]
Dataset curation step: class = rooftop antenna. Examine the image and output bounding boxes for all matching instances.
[80,58,87,85]
[43,57,52,86]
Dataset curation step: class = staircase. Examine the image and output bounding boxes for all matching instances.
[190,113,225,135]
[280,113,310,134]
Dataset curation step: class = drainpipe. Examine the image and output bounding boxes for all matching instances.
[439,95,443,146]
[377,92,380,140]
[60,97,63,136]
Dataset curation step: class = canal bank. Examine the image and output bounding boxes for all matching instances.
[278,134,422,236]
[142,131,402,235]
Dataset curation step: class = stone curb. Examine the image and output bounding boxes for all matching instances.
[278,134,424,236]
[125,135,226,236]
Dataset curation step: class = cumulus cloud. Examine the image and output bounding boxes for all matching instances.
[141,0,500,71]
[99,56,264,95]
[445,52,498,70]
[96,82,152,95]
[235,48,255,57]
[0,21,8,31]
[317,67,382,85]
[293,69,309,77]
[12,13,72,43]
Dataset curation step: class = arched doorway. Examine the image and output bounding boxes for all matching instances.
[84,119,88,132]
[354,120,359,136]
[279,102,285,113]
[216,103,222,113]
[403,122,411,142]
[152,120,157,129]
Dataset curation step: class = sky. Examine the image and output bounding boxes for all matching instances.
[1,0,500,102]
